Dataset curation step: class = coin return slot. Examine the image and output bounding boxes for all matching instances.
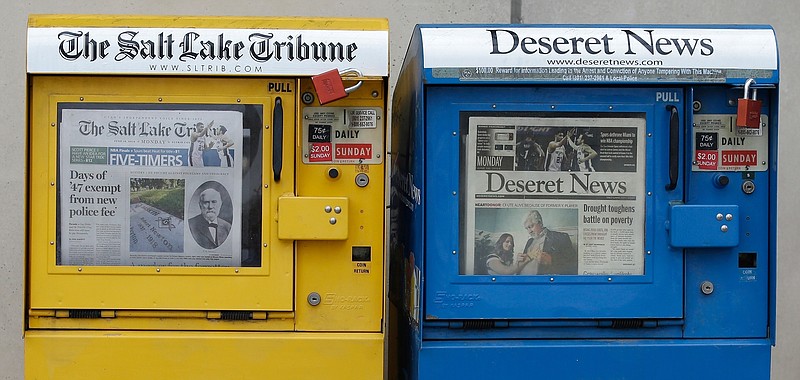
[739,252,757,268]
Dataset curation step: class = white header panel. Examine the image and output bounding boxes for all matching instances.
[28,27,389,76]
[421,27,777,70]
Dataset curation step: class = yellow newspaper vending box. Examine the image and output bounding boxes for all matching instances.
[25,15,388,379]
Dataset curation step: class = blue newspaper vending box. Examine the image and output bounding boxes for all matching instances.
[389,25,778,379]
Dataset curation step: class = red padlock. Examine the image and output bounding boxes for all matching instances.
[737,78,762,128]
[311,68,363,105]
[312,69,346,104]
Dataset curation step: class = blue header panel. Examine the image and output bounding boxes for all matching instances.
[412,24,779,85]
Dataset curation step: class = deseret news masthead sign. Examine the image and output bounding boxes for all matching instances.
[28,27,389,76]
[420,27,778,82]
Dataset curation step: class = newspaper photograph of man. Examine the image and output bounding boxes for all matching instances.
[213,125,235,167]
[189,121,212,167]
[188,181,233,250]
[470,207,578,275]
[514,129,545,171]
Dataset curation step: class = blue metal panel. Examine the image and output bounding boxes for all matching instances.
[683,86,773,339]
[668,204,739,247]
[768,86,779,345]
[415,339,772,380]
[389,26,428,378]
[423,86,684,320]
[422,323,683,340]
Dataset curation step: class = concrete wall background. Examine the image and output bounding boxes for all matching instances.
[1,1,796,378]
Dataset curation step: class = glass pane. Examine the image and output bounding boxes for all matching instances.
[56,103,264,267]
[460,112,646,276]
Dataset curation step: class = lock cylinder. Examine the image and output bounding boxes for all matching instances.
[713,174,730,188]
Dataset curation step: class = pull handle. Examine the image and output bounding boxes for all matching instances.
[272,97,283,182]
[666,105,679,191]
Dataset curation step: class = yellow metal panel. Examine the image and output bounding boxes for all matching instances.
[278,196,349,240]
[294,79,386,332]
[28,14,389,31]
[26,330,385,379]
[28,76,295,312]
[28,310,294,331]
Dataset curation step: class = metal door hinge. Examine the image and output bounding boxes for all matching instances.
[55,310,116,318]
[448,320,510,330]
[206,311,268,320]
[598,319,658,329]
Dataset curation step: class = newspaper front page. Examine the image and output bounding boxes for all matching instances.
[58,107,243,267]
[463,115,645,276]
